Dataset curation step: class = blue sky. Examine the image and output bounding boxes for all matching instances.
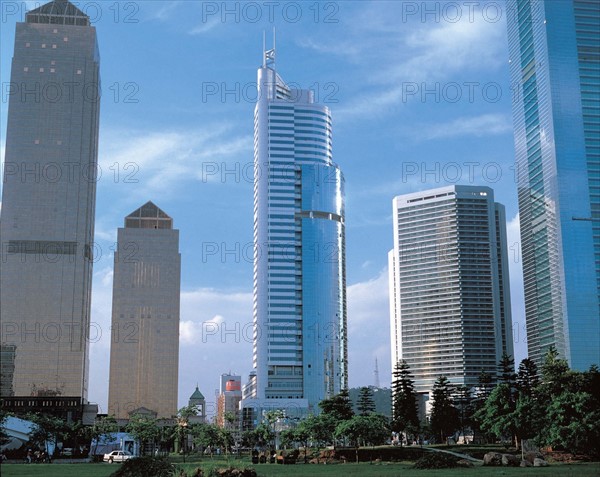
[0,1,527,416]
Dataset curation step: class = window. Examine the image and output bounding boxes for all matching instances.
[42,44,46,48]
[52,44,57,49]
[77,69,82,75]
[63,37,68,42]
[50,68,55,73]
[25,42,30,47]
[23,67,28,72]
[39,68,44,72]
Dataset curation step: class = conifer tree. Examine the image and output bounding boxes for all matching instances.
[357,386,376,415]
[391,360,419,444]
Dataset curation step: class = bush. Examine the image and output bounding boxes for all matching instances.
[207,467,258,477]
[109,456,178,477]
[413,452,460,469]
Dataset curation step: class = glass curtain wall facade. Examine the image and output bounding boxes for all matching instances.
[389,186,514,399]
[507,0,599,369]
[243,46,347,423]
[0,0,100,400]
[108,202,181,419]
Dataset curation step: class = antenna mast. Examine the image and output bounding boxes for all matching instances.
[263,28,276,68]
[374,358,380,388]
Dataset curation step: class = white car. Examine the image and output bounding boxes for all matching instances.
[103,450,133,463]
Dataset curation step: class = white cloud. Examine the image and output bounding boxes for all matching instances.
[414,113,513,141]
[347,269,392,387]
[88,282,253,413]
[146,1,182,22]
[98,125,252,199]
[318,8,507,121]
[188,17,221,35]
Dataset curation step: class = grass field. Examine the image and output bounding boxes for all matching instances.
[1,461,599,477]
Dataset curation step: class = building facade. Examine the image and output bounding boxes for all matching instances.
[507,0,599,369]
[216,374,242,429]
[108,202,181,419]
[242,43,347,425]
[0,0,100,403]
[389,186,514,407]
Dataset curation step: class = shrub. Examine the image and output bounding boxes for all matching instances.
[109,456,178,477]
[413,452,460,469]
[207,467,258,477]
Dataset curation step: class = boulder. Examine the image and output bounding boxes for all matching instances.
[520,459,533,467]
[534,457,549,467]
[483,452,503,466]
[524,451,541,464]
[502,454,520,467]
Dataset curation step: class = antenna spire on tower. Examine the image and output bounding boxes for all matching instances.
[374,358,380,389]
[263,28,276,68]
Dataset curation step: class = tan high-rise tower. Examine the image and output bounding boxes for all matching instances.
[108,202,181,419]
[0,0,100,411]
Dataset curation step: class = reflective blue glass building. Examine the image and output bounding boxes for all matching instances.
[507,0,599,369]
[242,43,347,425]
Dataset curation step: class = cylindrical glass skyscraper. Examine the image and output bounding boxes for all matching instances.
[243,45,347,424]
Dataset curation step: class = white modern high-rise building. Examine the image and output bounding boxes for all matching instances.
[389,186,513,409]
[242,41,347,426]
[0,0,100,411]
[108,202,181,419]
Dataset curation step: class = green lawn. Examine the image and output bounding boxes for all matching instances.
[1,461,599,477]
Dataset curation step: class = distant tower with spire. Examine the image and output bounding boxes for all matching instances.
[374,358,381,389]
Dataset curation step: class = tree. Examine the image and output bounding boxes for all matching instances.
[223,411,236,430]
[487,354,518,447]
[218,427,234,456]
[539,346,571,397]
[471,369,494,442]
[318,389,354,446]
[516,358,539,397]
[474,383,517,446]
[334,414,389,463]
[357,387,376,416]
[474,370,493,405]
[191,423,223,457]
[173,405,197,462]
[534,352,600,457]
[509,358,542,455]
[239,422,274,451]
[497,353,517,387]
[126,414,161,456]
[543,389,600,456]
[280,420,311,463]
[0,411,12,448]
[454,385,474,444]
[89,415,119,456]
[319,389,354,422]
[302,413,336,447]
[26,413,68,456]
[391,360,419,445]
[429,376,458,444]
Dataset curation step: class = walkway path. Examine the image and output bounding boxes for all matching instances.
[424,446,483,463]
